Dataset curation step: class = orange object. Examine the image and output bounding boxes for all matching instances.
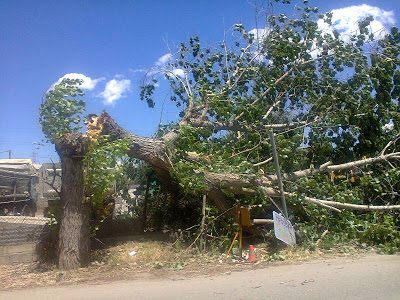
[248,245,256,262]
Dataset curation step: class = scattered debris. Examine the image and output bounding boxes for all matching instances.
[0,239,375,292]
[301,279,315,285]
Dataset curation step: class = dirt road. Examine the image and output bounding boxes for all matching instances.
[1,254,399,300]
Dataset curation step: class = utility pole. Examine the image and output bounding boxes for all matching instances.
[32,151,37,163]
[8,150,11,159]
[269,129,289,218]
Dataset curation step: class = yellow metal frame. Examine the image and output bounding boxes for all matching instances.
[226,206,248,258]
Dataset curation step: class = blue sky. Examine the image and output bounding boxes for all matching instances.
[0,0,397,163]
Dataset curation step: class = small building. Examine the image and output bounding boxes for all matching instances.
[0,159,61,217]
[0,159,39,216]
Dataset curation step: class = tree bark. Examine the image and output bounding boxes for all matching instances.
[88,111,400,213]
[55,132,90,270]
[316,199,400,211]
[88,111,233,212]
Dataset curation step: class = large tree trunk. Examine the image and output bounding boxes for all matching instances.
[55,132,90,269]
[87,111,400,213]
[88,111,233,212]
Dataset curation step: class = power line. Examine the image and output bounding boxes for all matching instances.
[0,150,12,158]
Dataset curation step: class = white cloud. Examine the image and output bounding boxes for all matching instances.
[309,41,322,60]
[53,73,105,90]
[248,28,269,43]
[99,78,131,105]
[248,28,272,64]
[129,68,147,75]
[156,54,183,78]
[383,120,394,132]
[171,68,185,78]
[317,4,396,41]
[155,53,172,67]
[306,5,396,59]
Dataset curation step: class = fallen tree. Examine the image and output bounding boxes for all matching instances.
[88,110,400,212]
[40,1,400,268]
[123,3,400,218]
[86,2,400,215]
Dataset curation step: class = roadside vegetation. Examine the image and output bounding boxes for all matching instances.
[37,0,400,271]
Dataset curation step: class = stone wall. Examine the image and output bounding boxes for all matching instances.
[0,216,50,265]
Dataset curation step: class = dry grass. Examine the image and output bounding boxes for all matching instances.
[0,237,376,292]
[93,240,193,269]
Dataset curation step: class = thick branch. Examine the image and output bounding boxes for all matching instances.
[317,199,400,211]
[88,111,233,212]
[189,117,308,133]
[87,111,171,170]
[265,152,400,183]
[302,196,342,213]
[89,111,400,214]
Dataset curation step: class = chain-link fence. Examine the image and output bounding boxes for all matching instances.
[0,216,50,246]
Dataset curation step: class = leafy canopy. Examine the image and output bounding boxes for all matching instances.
[141,1,400,182]
[139,1,400,250]
[39,79,132,222]
[39,78,85,143]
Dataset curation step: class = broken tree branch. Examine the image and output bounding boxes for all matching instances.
[301,196,342,213]
[317,199,400,211]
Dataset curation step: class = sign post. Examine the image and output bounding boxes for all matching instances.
[273,211,296,246]
[269,129,288,218]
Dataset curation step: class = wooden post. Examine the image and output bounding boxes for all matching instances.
[200,194,206,251]
[142,175,151,231]
[269,129,289,218]
[238,210,243,258]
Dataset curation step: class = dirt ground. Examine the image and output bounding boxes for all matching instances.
[0,237,378,292]
[3,254,400,300]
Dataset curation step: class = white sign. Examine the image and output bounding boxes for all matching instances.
[273,211,296,246]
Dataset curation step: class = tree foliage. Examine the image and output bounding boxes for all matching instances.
[39,1,400,253]
[84,136,131,223]
[136,0,400,250]
[39,78,85,143]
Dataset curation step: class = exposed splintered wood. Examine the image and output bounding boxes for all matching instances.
[84,114,103,141]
